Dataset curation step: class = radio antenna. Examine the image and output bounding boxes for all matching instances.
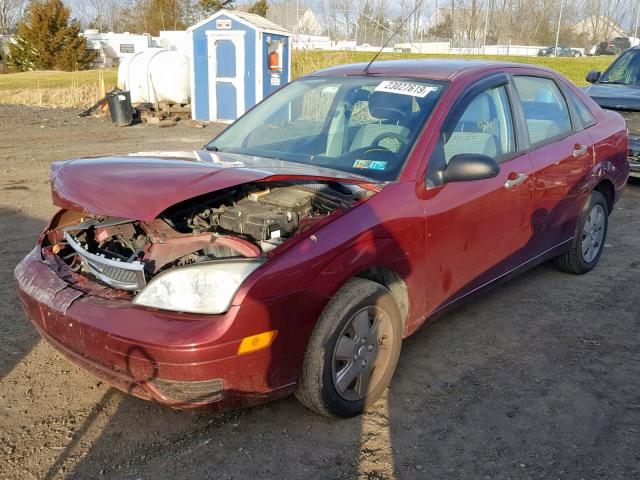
[362,0,427,75]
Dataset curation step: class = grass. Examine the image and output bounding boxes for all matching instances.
[0,69,118,90]
[291,51,616,86]
[0,69,118,108]
[0,51,616,108]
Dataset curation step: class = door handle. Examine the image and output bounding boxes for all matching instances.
[504,172,528,189]
[572,144,589,157]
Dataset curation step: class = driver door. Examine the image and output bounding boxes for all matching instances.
[423,78,535,314]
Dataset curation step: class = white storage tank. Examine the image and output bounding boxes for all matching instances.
[118,48,191,105]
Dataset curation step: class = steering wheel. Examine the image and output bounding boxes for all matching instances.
[371,132,409,153]
[376,106,407,119]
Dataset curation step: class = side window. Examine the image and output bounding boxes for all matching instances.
[565,90,596,129]
[443,85,515,164]
[513,76,572,146]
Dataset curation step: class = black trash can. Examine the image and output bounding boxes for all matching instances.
[106,89,135,126]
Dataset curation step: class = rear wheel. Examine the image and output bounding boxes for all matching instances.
[554,190,608,274]
[295,278,402,418]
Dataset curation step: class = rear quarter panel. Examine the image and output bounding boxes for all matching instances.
[557,76,629,202]
[586,109,629,204]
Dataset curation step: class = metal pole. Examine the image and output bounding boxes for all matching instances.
[355,21,359,46]
[435,0,438,38]
[554,0,564,53]
[634,0,640,44]
[482,0,490,53]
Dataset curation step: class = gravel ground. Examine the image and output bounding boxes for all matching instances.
[0,105,639,480]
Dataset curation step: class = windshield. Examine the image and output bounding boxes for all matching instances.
[599,49,640,85]
[206,76,446,181]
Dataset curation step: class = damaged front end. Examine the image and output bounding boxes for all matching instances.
[611,110,640,177]
[43,180,368,313]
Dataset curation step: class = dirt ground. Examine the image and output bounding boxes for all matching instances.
[1,104,639,480]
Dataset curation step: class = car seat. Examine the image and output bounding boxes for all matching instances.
[350,91,412,151]
[444,93,500,161]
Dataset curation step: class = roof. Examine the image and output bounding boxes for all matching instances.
[309,59,554,81]
[231,11,290,34]
[188,10,290,35]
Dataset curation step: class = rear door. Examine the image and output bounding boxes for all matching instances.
[422,75,535,312]
[510,74,595,254]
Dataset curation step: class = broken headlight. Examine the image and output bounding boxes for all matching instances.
[133,260,263,314]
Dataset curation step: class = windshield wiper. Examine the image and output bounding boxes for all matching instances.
[204,145,218,152]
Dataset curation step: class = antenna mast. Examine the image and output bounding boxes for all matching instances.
[362,0,427,74]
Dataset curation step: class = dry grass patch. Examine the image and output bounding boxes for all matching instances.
[0,85,107,108]
[0,69,118,108]
[0,69,118,90]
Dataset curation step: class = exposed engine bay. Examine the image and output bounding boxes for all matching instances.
[45,181,367,292]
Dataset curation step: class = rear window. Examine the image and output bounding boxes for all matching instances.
[566,90,596,129]
[513,76,572,146]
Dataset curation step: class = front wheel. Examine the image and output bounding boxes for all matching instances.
[295,278,403,418]
[553,190,608,274]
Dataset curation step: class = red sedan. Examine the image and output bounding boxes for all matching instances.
[15,60,629,418]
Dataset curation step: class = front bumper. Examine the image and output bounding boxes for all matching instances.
[629,157,640,178]
[623,126,640,178]
[15,248,327,409]
[628,138,640,178]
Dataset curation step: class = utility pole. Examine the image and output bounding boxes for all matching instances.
[634,0,640,45]
[482,0,490,53]
[554,0,564,53]
[435,0,438,39]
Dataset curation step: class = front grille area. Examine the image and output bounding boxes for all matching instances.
[64,231,146,291]
[85,258,141,285]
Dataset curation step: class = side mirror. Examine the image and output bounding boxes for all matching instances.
[442,154,500,183]
[586,71,601,84]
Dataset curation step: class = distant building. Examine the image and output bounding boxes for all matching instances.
[572,16,626,41]
[82,30,194,68]
[267,2,323,35]
[394,42,450,54]
[155,31,192,58]
[292,33,333,50]
[336,40,357,50]
[82,30,154,68]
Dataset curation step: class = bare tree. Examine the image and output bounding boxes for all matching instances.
[77,0,128,32]
[0,0,25,35]
[582,0,629,42]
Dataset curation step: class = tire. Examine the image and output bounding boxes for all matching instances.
[553,190,608,274]
[295,278,403,418]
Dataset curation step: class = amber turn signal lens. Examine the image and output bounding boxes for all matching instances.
[237,330,277,355]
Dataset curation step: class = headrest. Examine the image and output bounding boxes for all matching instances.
[460,93,494,123]
[534,88,556,103]
[368,91,413,121]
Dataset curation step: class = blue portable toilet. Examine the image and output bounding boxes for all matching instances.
[188,10,291,122]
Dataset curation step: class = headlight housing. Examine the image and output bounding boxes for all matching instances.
[133,260,263,314]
